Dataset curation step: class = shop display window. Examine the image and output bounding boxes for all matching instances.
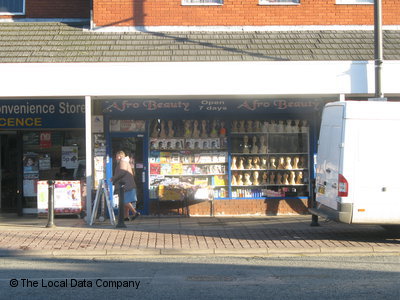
[22,130,85,208]
[148,119,310,200]
[149,119,229,199]
[230,120,309,198]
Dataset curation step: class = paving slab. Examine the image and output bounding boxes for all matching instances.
[0,214,399,257]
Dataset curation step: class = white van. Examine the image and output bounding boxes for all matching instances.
[311,100,400,225]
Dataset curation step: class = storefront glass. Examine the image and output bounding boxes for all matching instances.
[102,98,326,215]
[22,130,85,209]
[148,118,309,201]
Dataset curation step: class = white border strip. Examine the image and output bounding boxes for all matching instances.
[1,19,399,32]
[90,25,400,32]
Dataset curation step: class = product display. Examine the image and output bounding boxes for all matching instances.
[230,119,309,198]
[149,119,310,200]
[149,119,229,199]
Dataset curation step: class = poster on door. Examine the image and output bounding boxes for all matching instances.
[62,146,79,169]
[40,131,52,148]
[37,180,82,215]
[23,152,39,196]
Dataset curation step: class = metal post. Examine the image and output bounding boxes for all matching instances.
[309,178,320,227]
[116,182,126,228]
[374,0,384,99]
[46,180,56,228]
[85,95,93,224]
[89,0,94,29]
[310,214,320,227]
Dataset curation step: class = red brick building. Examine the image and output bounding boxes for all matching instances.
[92,0,400,27]
[2,1,400,27]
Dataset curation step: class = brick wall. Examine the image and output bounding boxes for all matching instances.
[93,0,400,27]
[0,0,90,19]
[150,198,310,216]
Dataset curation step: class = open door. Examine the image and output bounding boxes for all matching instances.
[109,134,148,214]
[0,133,19,212]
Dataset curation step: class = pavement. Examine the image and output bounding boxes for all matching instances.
[0,214,399,257]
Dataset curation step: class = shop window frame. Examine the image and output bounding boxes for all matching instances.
[181,0,223,6]
[259,0,300,5]
[0,0,25,15]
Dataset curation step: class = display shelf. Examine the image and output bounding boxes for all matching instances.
[231,152,308,155]
[181,162,227,165]
[231,153,268,156]
[229,120,310,199]
[230,132,308,135]
[151,148,228,152]
[232,184,308,187]
[230,132,266,135]
[149,128,229,199]
[263,196,309,199]
[231,168,308,171]
[229,197,308,200]
[148,119,311,201]
[161,174,227,176]
[262,184,308,186]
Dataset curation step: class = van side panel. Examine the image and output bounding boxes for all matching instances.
[351,119,400,224]
[315,105,344,210]
[315,101,400,225]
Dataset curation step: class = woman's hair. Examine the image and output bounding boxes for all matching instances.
[115,150,126,157]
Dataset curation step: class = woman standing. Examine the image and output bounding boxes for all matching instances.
[111,150,140,221]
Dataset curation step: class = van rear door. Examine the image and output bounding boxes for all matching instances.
[315,104,344,210]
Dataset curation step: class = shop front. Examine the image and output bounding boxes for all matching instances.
[102,98,331,216]
[0,99,86,215]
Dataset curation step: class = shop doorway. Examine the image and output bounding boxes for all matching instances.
[110,135,147,214]
[0,133,19,212]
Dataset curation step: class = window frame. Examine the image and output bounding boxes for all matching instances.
[0,0,25,15]
[259,0,300,5]
[181,0,223,6]
[336,0,373,4]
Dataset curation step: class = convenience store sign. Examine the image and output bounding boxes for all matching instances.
[0,100,85,129]
[103,99,325,116]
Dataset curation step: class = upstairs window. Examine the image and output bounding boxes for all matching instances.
[0,0,25,15]
[182,0,223,5]
[336,0,373,4]
[259,0,300,5]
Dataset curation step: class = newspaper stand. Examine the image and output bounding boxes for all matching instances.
[156,185,189,217]
[89,179,116,226]
[156,184,214,217]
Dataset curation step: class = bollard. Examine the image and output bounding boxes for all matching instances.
[310,214,320,227]
[46,180,56,228]
[309,178,320,227]
[116,182,126,228]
